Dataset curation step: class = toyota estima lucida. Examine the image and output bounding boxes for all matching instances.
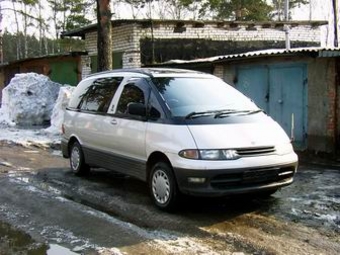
[61,68,298,210]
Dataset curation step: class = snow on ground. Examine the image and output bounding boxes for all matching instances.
[0,73,74,148]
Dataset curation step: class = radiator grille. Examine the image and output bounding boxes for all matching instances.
[236,146,275,157]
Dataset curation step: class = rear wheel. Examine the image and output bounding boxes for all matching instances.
[150,162,178,211]
[69,141,90,176]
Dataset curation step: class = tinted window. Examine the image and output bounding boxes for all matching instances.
[116,84,145,114]
[152,77,258,117]
[79,77,122,113]
[68,79,93,109]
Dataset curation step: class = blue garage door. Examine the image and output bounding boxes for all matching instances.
[235,63,307,149]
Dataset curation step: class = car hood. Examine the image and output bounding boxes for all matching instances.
[187,119,290,149]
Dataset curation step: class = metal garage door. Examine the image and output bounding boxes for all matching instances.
[235,63,307,148]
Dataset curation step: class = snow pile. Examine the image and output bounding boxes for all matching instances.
[0,73,61,126]
[45,86,75,134]
[0,73,75,148]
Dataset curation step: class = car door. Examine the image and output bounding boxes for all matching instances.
[102,78,150,180]
[75,76,123,153]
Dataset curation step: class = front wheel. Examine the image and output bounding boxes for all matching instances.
[150,162,178,211]
[69,141,90,176]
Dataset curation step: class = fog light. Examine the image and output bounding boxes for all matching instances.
[188,177,206,183]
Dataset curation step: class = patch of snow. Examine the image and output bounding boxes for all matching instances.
[83,206,222,255]
[0,161,13,167]
[96,247,125,255]
[51,150,63,157]
[0,128,60,148]
[0,73,75,147]
[45,86,74,134]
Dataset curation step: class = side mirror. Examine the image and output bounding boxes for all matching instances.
[127,102,146,117]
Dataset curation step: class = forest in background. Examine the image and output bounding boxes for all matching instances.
[1,0,336,63]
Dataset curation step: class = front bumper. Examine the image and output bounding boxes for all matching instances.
[173,162,298,197]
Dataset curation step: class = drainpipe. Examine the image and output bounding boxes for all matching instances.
[332,0,338,47]
[284,0,291,50]
[148,0,155,64]
[335,60,339,153]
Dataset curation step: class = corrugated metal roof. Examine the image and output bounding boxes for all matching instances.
[0,52,88,68]
[164,47,340,65]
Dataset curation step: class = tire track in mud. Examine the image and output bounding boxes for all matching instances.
[29,167,340,255]
[201,213,340,255]
[0,173,251,255]
[1,144,340,254]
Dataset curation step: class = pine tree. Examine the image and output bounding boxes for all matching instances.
[96,0,112,71]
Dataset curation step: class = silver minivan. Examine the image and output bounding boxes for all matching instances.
[61,68,298,210]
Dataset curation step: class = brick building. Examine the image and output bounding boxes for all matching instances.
[61,19,327,79]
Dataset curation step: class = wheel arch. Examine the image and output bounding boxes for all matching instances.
[146,151,173,181]
[68,136,81,154]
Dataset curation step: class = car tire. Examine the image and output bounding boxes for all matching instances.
[70,141,90,176]
[150,162,178,211]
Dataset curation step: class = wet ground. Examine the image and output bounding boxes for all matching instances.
[0,141,339,254]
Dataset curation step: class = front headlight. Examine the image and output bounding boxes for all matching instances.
[179,149,240,160]
[275,143,293,155]
[199,150,220,160]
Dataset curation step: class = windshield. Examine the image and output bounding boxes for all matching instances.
[152,77,259,117]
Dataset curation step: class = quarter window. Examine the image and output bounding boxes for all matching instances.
[79,77,122,113]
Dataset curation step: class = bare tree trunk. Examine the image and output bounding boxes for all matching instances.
[12,1,21,60]
[96,0,112,71]
[51,0,59,54]
[39,3,43,55]
[23,4,28,58]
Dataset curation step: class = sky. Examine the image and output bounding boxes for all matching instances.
[291,0,337,46]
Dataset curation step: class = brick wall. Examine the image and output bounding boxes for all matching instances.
[308,58,337,152]
[213,65,224,79]
[83,20,323,73]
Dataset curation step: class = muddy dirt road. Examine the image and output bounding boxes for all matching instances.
[0,142,339,254]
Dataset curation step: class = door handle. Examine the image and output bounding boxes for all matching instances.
[110,119,117,125]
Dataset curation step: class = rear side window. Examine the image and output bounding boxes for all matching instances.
[116,84,146,114]
[78,77,123,113]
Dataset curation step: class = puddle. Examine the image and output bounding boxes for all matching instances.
[47,244,79,255]
[0,221,48,254]
[0,221,79,255]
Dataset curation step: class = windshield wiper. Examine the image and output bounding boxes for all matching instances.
[214,109,263,118]
[185,110,217,119]
[185,109,238,119]
[185,109,262,119]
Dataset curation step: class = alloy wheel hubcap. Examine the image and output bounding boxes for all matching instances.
[152,169,170,204]
[71,146,80,171]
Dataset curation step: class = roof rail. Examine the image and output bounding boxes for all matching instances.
[86,67,201,78]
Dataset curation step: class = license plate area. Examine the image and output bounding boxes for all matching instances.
[242,169,279,183]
